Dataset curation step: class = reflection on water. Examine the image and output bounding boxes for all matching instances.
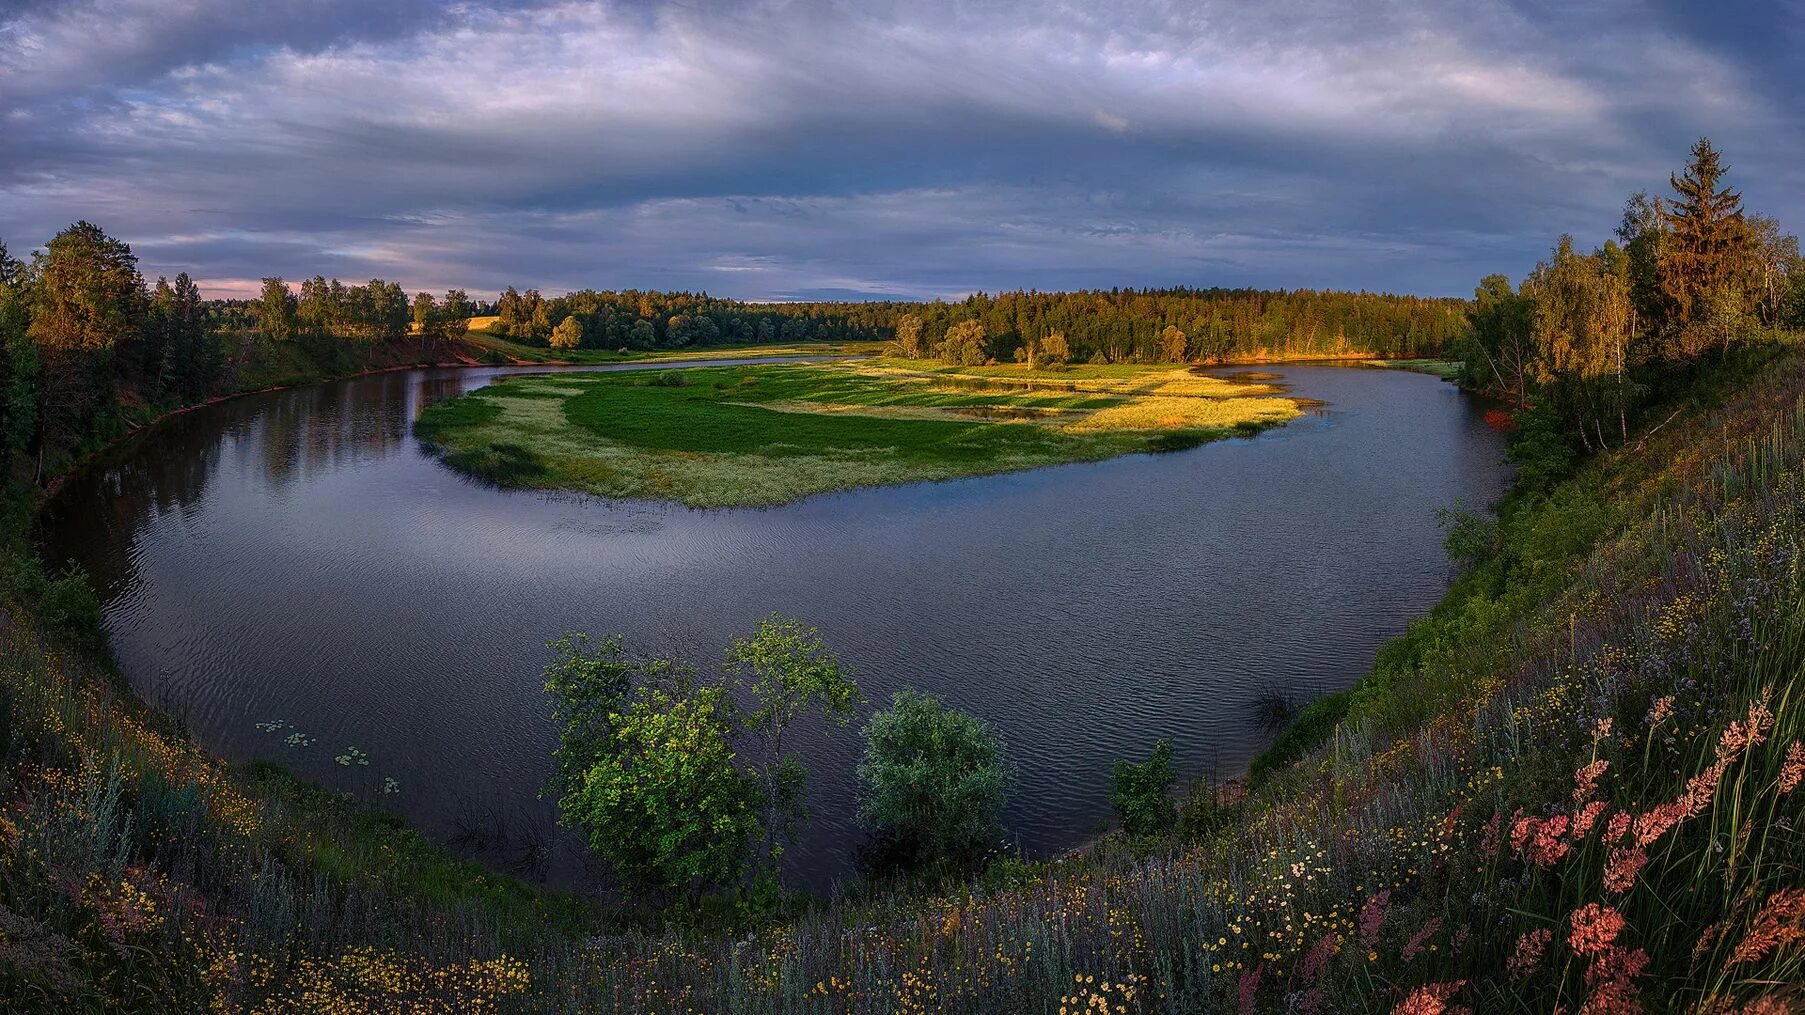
[39,362,1509,890]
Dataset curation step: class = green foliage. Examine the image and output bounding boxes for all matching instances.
[728,616,861,864]
[1246,689,1352,784]
[541,636,758,899]
[937,319,989,365]
[40,565,104,650]
[0,259,37,476]
[256,277,296,342]
[561,680,760,899]
[1505,403,1580,495]
[549,315,583,350]
[1435,504,1498,574]
[649,369,689,387]
[1110,738,1176,839]
[857,690,1011,875]
[545,619,861,899]
[542,633,634,808]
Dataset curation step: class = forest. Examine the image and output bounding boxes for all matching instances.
[1456,138,1805,453]
[492,285,1468,363]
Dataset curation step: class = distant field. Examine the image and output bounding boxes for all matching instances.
[415,358,1300,506]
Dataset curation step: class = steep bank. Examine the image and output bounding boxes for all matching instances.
[2,340,1801,1011]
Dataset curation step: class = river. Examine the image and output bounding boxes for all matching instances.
[38,360,1509,890]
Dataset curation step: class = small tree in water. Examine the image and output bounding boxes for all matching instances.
[727,616,861,876]
[857,690,1011,875]
[543,634,760,904]
[1111,738,1177,839]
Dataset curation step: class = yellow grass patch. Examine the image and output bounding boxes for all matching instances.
[1065,396,1299,432]
[850,362,1277,399]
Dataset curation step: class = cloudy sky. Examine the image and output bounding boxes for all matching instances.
[2,0,1800,301]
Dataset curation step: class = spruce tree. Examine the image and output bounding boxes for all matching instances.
[1657,137,1750,331]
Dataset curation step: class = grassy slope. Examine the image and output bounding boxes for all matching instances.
[0,553,605,1011]
[414,359,1300,506]
[556,339,1805,1012]
[6,339,1804,1011]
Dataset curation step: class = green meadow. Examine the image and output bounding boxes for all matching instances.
[414,358,1301,506]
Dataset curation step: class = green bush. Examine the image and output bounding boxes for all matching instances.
[1435,505,1498,573]
[1110,738,1176,839]
[41,565,104,648]
[1505,403,1578,494]
[857,690,1011,875]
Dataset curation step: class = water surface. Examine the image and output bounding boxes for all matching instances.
[39,362,1509,889]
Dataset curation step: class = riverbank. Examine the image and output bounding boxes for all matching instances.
[8,338,1803,1010]
[414,358,1304,507]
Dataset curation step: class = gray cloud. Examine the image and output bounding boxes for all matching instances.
[1,0,1799,300]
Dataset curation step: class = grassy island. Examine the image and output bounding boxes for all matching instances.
[414,359,1302,506]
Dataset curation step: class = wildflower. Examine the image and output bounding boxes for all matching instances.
[1359,890,1392,949]
[1392,980,1466,1015]
[1605,811,1632,844]
[1603,846,1649,894]
[1478,810,1502,857]
[1402,917,1443,963]
[1574,759,1610,804]
[1507,928,1553,981]
[1572,801,1609,840]
[1236,965,1262,1015]
[1593,717,1615,741]
[1779,742,1804,795]
[1715,688,1775,763]
[1646,696,1674,727]
[1580,944,1649,1015]
[1725,888,1805,969]
[1570,904,1628,956]
[1513,813,1572,868]
[1298,933,1337,985]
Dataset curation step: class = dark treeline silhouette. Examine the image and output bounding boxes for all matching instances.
[496,285,1468,362]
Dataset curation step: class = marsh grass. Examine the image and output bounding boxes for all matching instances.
[415,360,1303,506]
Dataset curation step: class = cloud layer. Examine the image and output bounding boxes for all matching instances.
[2,0,1800,300]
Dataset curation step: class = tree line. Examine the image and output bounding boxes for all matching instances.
[0,223,232,484]
[1460,138,1803,458]
[0,218,1491,490]
[253,276,479,345]
[495,284,1468,362]
[0,223,501,485]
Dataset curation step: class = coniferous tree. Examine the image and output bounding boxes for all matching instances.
[164,273,214,399]
[1657,137,1751,347]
